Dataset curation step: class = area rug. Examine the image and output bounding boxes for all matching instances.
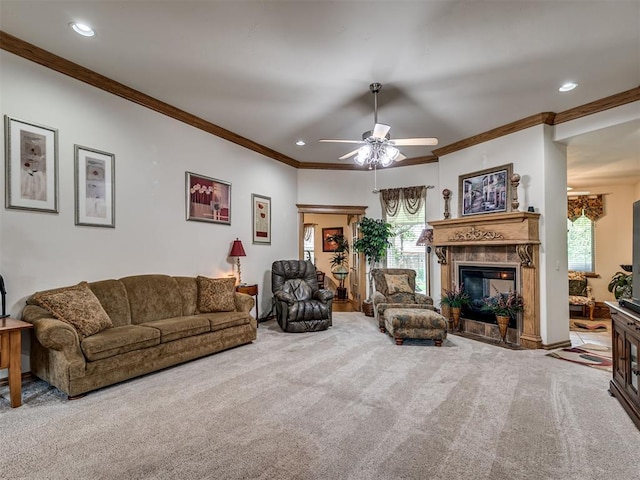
[570,319,610,332]
[546,343,612,372]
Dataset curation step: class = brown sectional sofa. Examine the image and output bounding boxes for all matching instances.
[21,274,257,398]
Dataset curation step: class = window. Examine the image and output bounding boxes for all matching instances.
[384,200,427,293]
[303,224,315,264]
[567,215,595,272]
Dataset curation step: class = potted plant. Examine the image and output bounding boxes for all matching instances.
[608,265,633,300]
[352,217,394,312]
[326,233,349,300]
[441,283,470,330]
[482,289,524,343]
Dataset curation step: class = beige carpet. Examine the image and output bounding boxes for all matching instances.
[1,313,639,480]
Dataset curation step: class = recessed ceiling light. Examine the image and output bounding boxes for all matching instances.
[559,82,578,92]
[296,140,306,146]
[567,187,573,191]
[70,22,95,37]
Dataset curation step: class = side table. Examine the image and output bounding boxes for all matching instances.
[236,284,259,326]
[0,317,33,408]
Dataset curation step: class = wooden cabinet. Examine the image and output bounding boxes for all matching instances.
[607,301,640,429]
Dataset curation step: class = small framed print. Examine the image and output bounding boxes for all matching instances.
[186,171,231,224]
[4,115,58,213]
[75,145,115,228]
[322,227,343,252]
[252,194,271,244]
[459,163,513,217]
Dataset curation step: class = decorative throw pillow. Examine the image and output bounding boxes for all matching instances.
[569,279,587,297]
[384,274,413,294]
[32,282,113,339]
[197,276,236,312]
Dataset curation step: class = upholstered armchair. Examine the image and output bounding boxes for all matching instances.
[371,268,435,331]
[271,260,334,333]
[568,271,595,320]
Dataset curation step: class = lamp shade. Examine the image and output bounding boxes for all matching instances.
[229,238,246,257]
[416,228,433,247]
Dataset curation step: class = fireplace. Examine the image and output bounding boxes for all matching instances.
[458,263,518,329]
[430,211,542,349]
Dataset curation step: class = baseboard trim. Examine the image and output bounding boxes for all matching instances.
[542,340,572,350]
[0,371,34,387]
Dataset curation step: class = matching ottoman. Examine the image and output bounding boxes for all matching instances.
[382,307,448,346]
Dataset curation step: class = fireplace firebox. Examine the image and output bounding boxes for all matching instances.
[458,264,518,328]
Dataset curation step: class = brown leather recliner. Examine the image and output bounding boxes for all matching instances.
[271,260,334,332]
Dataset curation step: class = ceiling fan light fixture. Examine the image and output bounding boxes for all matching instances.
[355,145,371,165]
[385,145,399,162]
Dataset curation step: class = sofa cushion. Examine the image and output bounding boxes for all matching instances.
[205,311,252,332]
[384,274,413,294]
[120,275,183,324]
[141,315,211,343]
[81,325,161,361]
[175,276,198,316]
[197,276,236,312]
[89,279,132,327]
[32,282,113,339]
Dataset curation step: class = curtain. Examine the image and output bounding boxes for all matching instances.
[567,195,604,222]
[380,185,426,215]
[303,223,316,241]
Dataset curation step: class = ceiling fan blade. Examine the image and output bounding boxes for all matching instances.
[339,148,361,160]
[394,152,407,162]
[372,123,391,139]
[391,137,439,146]
[319,139,362,144]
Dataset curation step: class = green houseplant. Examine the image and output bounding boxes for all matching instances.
[441,283,470,331]
[326,233,350,299]
[482,289,524,343]
[608,267,633,300]
[352,217,394,302]
[481,289,525,318]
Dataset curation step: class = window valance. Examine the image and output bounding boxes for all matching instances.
[567,195,604,222]
[380,185,427,216]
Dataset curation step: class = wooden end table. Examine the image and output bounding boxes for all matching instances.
[1,317,33,408]
[236,284,259,326]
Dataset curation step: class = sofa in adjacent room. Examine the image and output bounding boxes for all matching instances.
[21,274,256,398]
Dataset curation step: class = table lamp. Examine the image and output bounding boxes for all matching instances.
[229,238,246,285]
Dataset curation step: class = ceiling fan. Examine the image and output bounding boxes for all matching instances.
[320,83,438,167]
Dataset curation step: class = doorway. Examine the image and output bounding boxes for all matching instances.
[297,204,367,311]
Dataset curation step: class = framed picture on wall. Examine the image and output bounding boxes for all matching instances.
[322,227,343,252]
[252,193,271,244]
[4,115,59,213]
[186,172,231,224]
[458,163,513,217]
[74,145,115,228]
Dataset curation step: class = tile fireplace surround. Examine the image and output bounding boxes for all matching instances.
[430,212,542,349]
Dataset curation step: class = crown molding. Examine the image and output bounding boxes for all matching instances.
[432,113,556,158]
[553,86,640,124]
[0,31,300,169]
[2,31,638,171]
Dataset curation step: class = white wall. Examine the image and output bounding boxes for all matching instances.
[0,52,299,371]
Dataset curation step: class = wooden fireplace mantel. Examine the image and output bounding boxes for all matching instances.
[430,211,542,349]
[429,211,541,247]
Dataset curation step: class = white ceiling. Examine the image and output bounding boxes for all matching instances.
[1,1,639,185]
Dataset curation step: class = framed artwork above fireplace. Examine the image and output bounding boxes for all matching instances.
[459,163,512,217]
